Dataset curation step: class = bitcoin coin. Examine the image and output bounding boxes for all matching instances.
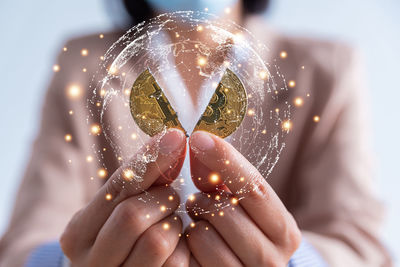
[130,68,247,138]
[194,69,247,138]
[129,69,186,137]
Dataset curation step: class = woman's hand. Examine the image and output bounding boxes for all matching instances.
[186,131,301,267]
[60,129,190,267]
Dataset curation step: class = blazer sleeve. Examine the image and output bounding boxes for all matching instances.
[0,40,101,267]
[290,45,392,266]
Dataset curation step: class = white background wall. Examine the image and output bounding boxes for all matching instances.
[0,0,399,264]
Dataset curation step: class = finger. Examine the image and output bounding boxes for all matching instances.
[86,186,179,266]
[186,220,242,267]
[163,238,190,267]
[122,215,182,267]
[61,128,186,255]
[187,193,278,266]
[189,131,300,245]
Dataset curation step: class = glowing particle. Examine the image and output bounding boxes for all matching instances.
[262,129,267,134]
[131,133,137,140]
[275,108,280,113]
[100,89,106,97]
[280,51,288,58]
[97,168,107,179]
[197,57,207,66]
[196,25,204,32]
[124,88,130,96]
[294,97,304,107]
[247,109,255,116]
[105,193,112,201]
[168,195,174,201]
[175,32,180,38]
[146,214,150,219]
[53,64,60,72]
[63,47,67,52]
[180,178,184,183]
[225,7,231,14]
[100,56,104,61]
[99,34,104,39]
[233,32,244,43]
[219,211,224,216]
[313,115,320,122]
[282,120,292,132]
[190,222,196,228]
[259,70,269,80]
[81,49,88,56]
[205,226,209,230]
[108,66,118,75]
[90,124,101,135]
[162,223,170,230]
[67,85,82,99]
[64,134,72,142]
[301,65,305,69]
[215,195,220,201]
[209,173,220,184]
[204,7,209,11]
[82,68,87,72]
[188,194,195,201]
[160,205,167,212]
[231,197,238,205]
[68,110,73,115]
[86,155,93,162]
[288,80,296,88]
[240,177,245,182]
[122,169,134,181]
[225,160,230,165]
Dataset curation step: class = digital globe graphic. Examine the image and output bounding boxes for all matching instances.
[88,11,291,217]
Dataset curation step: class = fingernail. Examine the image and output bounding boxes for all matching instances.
[190,131,215,152]
[159,128,186,154]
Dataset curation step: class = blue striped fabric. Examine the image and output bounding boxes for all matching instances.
[288,238,328,267]
[25,238,327,267]
[25,241,65,267]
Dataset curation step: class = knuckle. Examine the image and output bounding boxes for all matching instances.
[144,227,172,256]
[59,210,84,258]
[113,200,146,231]
[279,215,302,251]
[252,246,271,266]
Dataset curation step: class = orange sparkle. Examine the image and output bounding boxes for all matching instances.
[97,168,108,179]
[64,134,72,142]
[105,193,112,201]
[313,115,320,122]
[282,120,292,132]
[288,80,296,88]
[294,97,304,107]
[81,49,88,56]
[209,173,220,184]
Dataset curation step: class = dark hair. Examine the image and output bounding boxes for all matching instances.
[123,0,270,25]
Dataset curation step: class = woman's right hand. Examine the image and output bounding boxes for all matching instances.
[60,129,190,267]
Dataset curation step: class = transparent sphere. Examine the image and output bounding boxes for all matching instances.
[89,11,291,215]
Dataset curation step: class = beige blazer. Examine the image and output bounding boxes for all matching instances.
[0,16,392,266]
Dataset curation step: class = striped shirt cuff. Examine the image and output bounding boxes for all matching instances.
[288,238,327,267]
[26,238,325,267]
[25,241,69,267]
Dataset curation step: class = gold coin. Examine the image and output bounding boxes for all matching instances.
[130,68,247,138]
[129,69,186,137]
[194,69,247,138]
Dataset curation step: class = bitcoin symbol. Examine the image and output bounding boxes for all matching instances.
[194,69,247,138]
[149,82,180,127]
[201,86,226,124]
[130,69,185,137]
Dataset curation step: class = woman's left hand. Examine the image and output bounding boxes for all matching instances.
[185,131,302,267]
